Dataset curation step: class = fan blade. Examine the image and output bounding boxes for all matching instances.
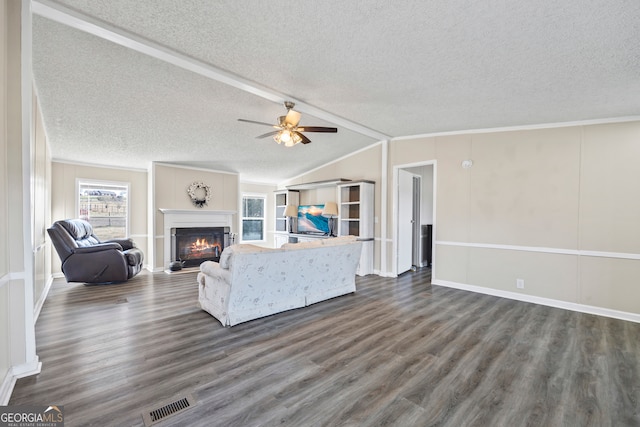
[284,109,301,127]
[294,131,312,144]
[256,131,279,139]
[238,118,277,127]
[296,126,338,133]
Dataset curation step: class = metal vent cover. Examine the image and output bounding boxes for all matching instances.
[142,393,196,426]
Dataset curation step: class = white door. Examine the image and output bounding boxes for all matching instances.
[398,169,415,274]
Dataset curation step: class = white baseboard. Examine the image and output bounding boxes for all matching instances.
[51,272,64,279]
[432,279,640,324]
[0,358,42,406]
[0,369,16,405]
[12,358,42,379]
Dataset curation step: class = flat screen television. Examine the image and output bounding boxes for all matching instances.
[297,204,329,235]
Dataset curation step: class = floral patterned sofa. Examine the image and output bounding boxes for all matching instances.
[197,236,363,327]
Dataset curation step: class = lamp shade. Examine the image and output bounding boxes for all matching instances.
[322,202,339,218]
[283,204,298,217]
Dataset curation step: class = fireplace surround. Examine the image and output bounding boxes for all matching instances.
[159,209,235,271]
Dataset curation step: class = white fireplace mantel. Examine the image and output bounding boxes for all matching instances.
[159,209,236,268]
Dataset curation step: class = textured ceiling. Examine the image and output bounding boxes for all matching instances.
[31,0,640,183]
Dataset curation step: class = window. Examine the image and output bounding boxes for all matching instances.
[241,194,266,241]
[77,180,129,240]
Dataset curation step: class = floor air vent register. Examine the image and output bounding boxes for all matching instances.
[142,393,196,426]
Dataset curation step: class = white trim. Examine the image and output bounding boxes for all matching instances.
[21,0,38,375]
[392,160,437,277]
[153,162,239,176]
[51,158,148,172]
[0,327,42,405]
[436,240,578,255]
[0,371,16,406]
[11,358,42,379]
[281,141,384,185]
[128,233,148,239]
[32,0,389,142]
[380,140,388,275]
[432,279,640,324]
[239,179,279,187]
[240,193,267,243]
[434,240,640,261]
[76,178,131,239]
[392,116,640,142]
[579,250,640,260]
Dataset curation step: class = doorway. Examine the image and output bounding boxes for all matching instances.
[394,161,435,276]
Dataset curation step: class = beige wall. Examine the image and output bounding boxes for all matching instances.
[50,162,148,272]
[151,163,238,270]
[49,162,243,272]
[390,122,640,316]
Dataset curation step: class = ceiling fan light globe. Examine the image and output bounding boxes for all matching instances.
[280,130,292,143]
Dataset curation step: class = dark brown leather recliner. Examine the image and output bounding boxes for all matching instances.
[48,219,144,284]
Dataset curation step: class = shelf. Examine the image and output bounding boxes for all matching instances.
[274,190,299,236]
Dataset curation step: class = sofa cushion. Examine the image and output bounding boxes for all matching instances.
[281,240,323,250]
[321,236,357,246]
[219,244,276,269]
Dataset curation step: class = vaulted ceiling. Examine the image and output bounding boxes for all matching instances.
[31,0,640,183]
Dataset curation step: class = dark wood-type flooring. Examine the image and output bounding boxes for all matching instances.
[10,268,640,426]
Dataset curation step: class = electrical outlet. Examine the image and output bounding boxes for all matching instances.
[516,279,525,289]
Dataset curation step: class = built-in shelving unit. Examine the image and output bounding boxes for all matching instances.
[273,179,375,276]
[338,181,375,276]
[274,190,299,247]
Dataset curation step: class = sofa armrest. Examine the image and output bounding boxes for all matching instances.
[200,261,231,281]
[74,242,123,253]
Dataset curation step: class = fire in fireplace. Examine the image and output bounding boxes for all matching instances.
[172,226,230,268]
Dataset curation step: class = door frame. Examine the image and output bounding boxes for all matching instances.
[392,160,437,277]
[397,169,421,275]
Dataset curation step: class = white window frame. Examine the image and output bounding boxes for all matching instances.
[76,178,131,239]
[240,193,267,243]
